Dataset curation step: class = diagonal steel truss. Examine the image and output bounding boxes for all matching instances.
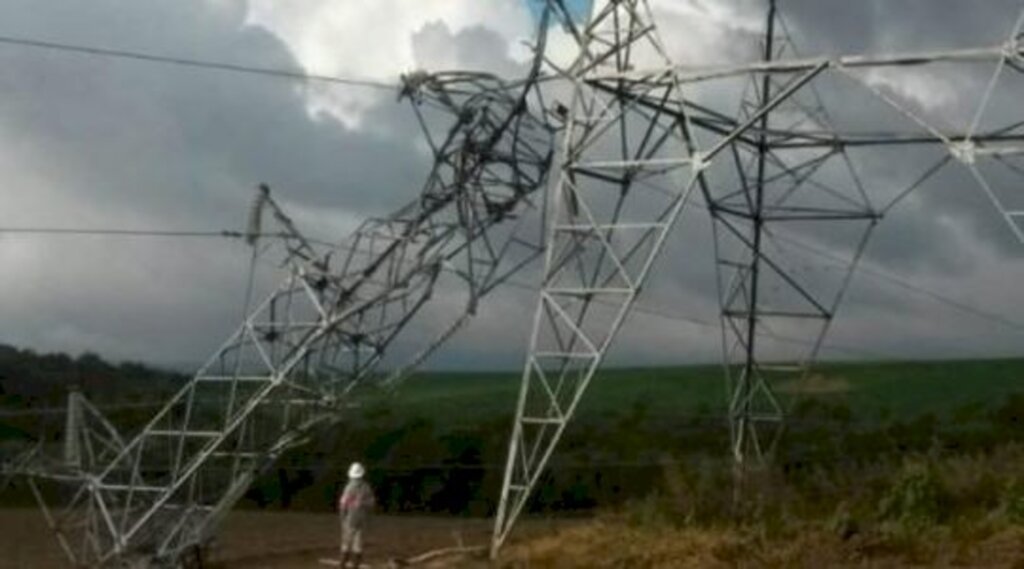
[4,1,1024,564]
[491,0,709,552]
[7,24,559,566]
[710,0,879,476]
[493,0,1024,554]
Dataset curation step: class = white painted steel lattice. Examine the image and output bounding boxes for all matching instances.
[6,39,558,566]
[493,0,1024,554]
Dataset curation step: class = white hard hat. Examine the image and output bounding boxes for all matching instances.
[348,462,365,479]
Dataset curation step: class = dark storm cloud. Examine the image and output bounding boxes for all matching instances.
[0,0,427,222]
[616,0,1024,363]
[0,0,523,365]
[678,0,1024,280]
[779,0,1024,54]
[0,0,1022,368]
[791,1,1024,271]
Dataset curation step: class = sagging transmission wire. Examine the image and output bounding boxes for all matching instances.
[3,31,1012,360]
[634,176,1024,340]
[0,34,398,91]
[0,222,945,363]
[0,226,351,251]
[1,219,1010,359]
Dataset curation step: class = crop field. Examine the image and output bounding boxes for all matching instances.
[387,358,1024,426]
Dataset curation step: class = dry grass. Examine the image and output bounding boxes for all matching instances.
[482,446,1024,568]
[5,507,1024,568]
[501,520,737,568]
[490,518,1024,568]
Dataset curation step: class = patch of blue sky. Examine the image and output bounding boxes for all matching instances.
[524,0,593,27]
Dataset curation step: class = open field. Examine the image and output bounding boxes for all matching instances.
[6,504,1024,568]
[5,359,1024,567]
[5,358,1024,436]
[391,359,1024,426]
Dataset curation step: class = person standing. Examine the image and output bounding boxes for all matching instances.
[338,462,375,568]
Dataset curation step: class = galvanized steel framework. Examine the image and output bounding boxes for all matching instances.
[9,31,558,566]
[3,0,1024,565]
[492,0,1024,554]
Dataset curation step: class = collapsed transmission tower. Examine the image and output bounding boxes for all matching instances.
[492,0,1024,554]
[7,17,557,566]
[4,0,1024,564]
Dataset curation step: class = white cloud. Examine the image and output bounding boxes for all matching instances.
[245,0,537,127]
[649,0,763,66]
[863,66,962,116]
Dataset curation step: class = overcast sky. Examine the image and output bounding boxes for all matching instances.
[0,0,1023,371]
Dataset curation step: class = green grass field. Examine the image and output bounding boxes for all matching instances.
[383,358,1024,425]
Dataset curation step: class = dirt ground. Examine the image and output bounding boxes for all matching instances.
[0,508,567,568]
[7,507,1024,568]
[209,511,502,568]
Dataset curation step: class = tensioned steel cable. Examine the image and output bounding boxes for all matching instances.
[0,34,398,90]
[767,229,1024,335]
[640,182,1024,338]
[0,227,250,238]
[0,225,904,360]
[2,36,1013,353]
[0,226,351,251]
[0,221,996,359]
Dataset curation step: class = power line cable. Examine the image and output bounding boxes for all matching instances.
[0,34,398,91]
[0,226,352,251]
[669,186,1024,338]
[0,224,895,359]
[0,227,250,238]
[498,277,892,359]
[0,219,1005,365]
[0,222,763,335]
[16,221,1023,339]
[0,47,1010,354]
[769,229,1024,335]
[2,34,1021,340]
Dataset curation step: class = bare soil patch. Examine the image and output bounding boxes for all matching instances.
[0,508,572,568]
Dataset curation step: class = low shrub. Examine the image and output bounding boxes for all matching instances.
[877,460,949,530]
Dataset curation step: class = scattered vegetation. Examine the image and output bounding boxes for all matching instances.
[0,343,185,410]
[5,347,1024,564]
[492,446,1024,567]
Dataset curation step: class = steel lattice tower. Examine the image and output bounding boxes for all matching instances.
[6,23,559,565]
[3,0,1024,565]
[493,0,1024,554]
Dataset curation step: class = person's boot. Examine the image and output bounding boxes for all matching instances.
[340,551,351,568]
[352,553,363,568]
